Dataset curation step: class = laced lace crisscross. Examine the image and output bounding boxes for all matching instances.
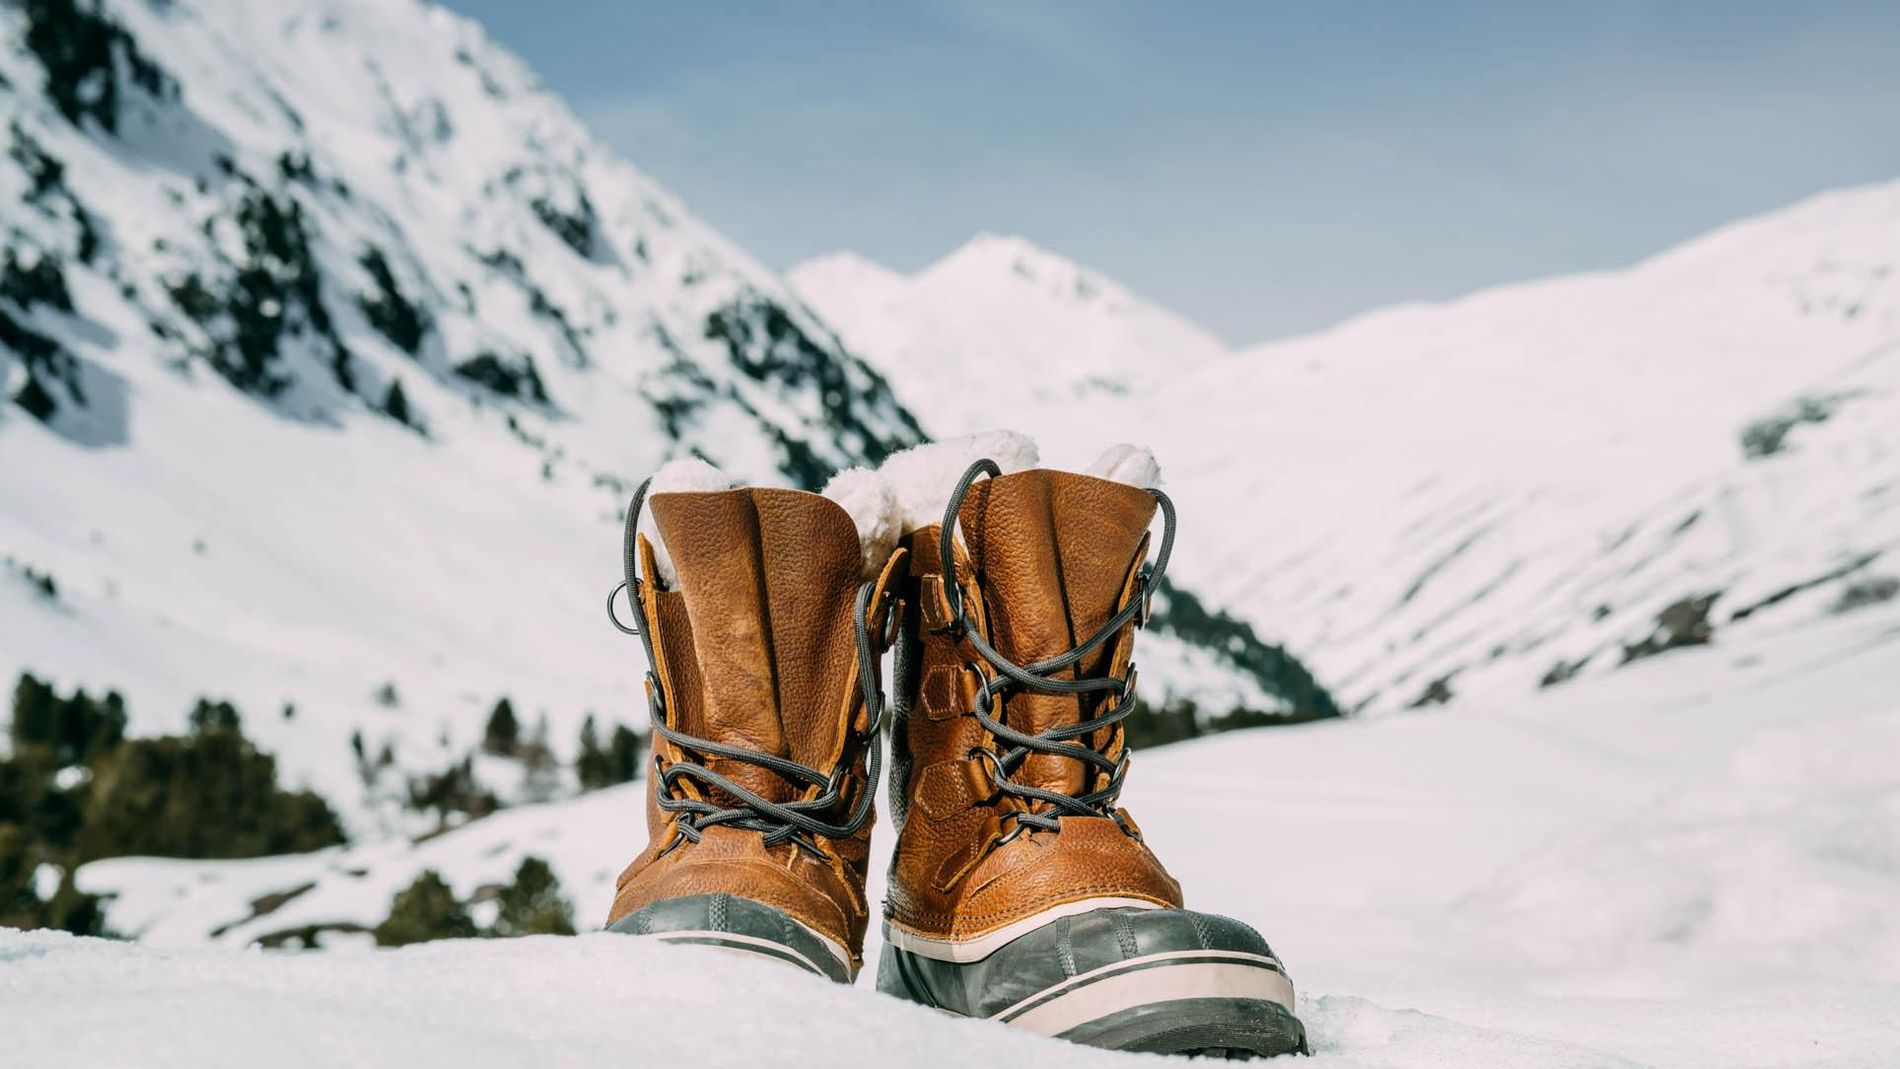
[937,459,1175,841]
[606,478,889,859]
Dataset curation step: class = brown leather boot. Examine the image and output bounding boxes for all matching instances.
[604,476,905,983]
[877,458,1306,1056]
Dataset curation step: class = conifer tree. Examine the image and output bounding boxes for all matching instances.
[575,714,613,791]
[609,724,643,785]
[9,672,54,750]
[490,856,574,937]
[0,823,39,927]
[77,709,345,861]
[188,697,242,735]
[482,698,519,756]
[382,379,411,425]
[518,715,558,803]
[373,869,476,946]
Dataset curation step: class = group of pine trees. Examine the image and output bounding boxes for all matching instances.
[480,699,643,794]
[5,663,1299,945]
[372,856,574,946]
[1,673,346,934]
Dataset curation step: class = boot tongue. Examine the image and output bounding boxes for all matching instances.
[649,488,864,804]
[958,469,1156,804]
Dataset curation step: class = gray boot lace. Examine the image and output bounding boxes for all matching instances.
[937,459,1176,841]
[607,477,889,858]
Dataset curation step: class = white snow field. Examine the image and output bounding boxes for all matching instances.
[35,591,1900,1068]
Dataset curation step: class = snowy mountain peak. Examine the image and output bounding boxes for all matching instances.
[922,232,1117,304]
[789,233,1229,449]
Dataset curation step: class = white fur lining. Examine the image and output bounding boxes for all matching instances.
[640,435,1159,584]
[1085,443,1162,490]
[817,466,903,580]
[873,430,1041,533]
[639,457,736,585]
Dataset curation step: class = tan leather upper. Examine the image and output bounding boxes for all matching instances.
[885,469,1183,944]
[606,487,903,964]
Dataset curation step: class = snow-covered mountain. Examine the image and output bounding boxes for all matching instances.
[1149,182,1900,714]
[810,184,1900,715]
[0,0,1317,849]
[789,234,1229,437]
[0,0,923,835]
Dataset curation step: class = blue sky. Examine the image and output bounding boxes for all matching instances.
[441,1,1900,344]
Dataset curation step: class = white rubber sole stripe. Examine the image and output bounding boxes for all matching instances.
[628,930,849,981]
[883,897,1163,963]
[997,954,1296,1038]
[992,948,1288,1022]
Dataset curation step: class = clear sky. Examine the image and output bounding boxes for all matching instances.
[439,1,1900,345]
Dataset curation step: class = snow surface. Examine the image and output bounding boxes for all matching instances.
[54,593,1900,1067]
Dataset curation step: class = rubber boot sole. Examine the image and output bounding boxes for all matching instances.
[879,906,1307,1058]
[607,892,854,983]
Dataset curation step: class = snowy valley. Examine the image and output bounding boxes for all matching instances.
[3,0,1900,1066]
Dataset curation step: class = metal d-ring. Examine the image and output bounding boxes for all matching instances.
[606,579,642,635]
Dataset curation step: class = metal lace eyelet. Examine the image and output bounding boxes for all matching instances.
[880,591,902,648]
[994,811,1027,848]
[967,746,1002,780]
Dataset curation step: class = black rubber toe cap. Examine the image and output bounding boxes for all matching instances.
[609,893,853,983]
[882,906,1289,1019]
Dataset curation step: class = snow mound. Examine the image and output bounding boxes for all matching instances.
[1463,706,1900,984]
[0,929,1127,1069]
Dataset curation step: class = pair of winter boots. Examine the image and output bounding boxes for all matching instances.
[602,434,1305,1059]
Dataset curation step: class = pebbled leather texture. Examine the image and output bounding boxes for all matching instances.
[605,487,903,968]
[885,469,1184,946]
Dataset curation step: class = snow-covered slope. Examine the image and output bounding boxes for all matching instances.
[51,589,1900,1067]
[811,184,1900,714]
[1148,181,1900,714]
[0,0,930,830]
[790,234,1229,436]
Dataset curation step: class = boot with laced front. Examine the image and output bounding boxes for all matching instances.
[877,455,1306,1057]
[604,470,904,982]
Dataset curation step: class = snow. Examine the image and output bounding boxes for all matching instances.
[54,593,1900,1067]
[788,234,1231,438]
[0,930,1124,1069]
